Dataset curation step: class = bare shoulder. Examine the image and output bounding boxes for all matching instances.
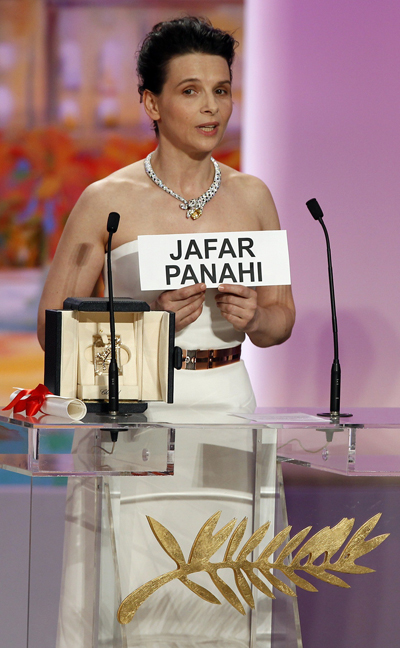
[80,160,144,203]
[65,160,145,233]
[219,163,280,230]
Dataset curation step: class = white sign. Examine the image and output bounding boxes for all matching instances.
[138,231,291,291]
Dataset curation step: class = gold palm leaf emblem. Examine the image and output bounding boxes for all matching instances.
[118,511,388,625]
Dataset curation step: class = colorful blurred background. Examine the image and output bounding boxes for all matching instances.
[0,0,243,403]
[2,0,400,412]
[3,5,400,645]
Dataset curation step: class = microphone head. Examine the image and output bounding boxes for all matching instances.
[107,212,120,233]
[306,198,324,221]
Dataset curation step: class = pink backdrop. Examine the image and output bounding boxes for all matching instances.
[242,0,400,408]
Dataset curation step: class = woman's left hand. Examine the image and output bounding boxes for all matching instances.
[215,284,259,333]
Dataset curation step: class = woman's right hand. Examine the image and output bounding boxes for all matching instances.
[153,283,206,331]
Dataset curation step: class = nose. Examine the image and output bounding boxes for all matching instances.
[200,90,219,115]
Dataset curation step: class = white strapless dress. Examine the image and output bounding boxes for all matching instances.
[56,242,267,648]
[110,240,256,413]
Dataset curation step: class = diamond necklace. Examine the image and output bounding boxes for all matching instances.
[144,152,221,220]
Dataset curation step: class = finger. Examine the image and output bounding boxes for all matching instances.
[217,284,255,299]
[175,303,204,331]
[217,307,256,332]
[174,294,205,319]
[215,293,254,308]
[158,288,206,311]
[217,310,248,330]
[215,293,257,315]
[216,301,250,320]
[167,283,207,302]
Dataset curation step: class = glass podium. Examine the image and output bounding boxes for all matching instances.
[271,406,400,476]
[1,406,398,648]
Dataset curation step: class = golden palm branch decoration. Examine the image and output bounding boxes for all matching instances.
[117,511,388,625]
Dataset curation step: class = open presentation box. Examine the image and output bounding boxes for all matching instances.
[44,298,179,413]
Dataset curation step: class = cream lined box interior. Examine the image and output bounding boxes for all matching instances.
[44,309,174,403]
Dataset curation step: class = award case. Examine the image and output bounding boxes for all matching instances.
[44,297,177,412]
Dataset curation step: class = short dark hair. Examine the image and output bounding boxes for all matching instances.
[137,16,238,134]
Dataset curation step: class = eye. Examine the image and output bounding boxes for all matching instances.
[215,87,230,96]
[183,88,196,95]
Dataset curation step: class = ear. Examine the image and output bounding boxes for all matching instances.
[143,90,161,123]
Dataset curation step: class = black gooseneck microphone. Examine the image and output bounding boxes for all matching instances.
[106,211,120,418]
[306,198,352,419]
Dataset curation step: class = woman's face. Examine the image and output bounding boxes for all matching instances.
[146,52,233,155]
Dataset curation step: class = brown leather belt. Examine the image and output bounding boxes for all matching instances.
[181,344,241,370]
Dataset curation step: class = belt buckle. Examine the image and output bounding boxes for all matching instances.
[184,349,197,370]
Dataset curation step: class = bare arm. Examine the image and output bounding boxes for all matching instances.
[37,184,108,349]
[215,176,295,348]
[37,179,207,347]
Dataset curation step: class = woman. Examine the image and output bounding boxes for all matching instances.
[37,16,295,414]
[44,17,296,648]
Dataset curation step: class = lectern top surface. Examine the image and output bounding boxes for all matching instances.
[1,406,400,430]
[1,407,400,477]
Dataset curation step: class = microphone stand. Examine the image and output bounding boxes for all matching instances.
[106,212,120,420]
[306,198,352,420]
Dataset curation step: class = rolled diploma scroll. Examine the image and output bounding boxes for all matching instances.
[9,389,87,421]
[41,395,87,420]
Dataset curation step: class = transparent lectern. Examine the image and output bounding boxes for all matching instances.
[0,408,301,648]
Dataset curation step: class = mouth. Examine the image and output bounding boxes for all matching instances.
[197,123,219,134]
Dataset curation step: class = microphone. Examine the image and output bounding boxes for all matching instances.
[107,212,120,417]
[107,211,120,234]
[306,198,352,419]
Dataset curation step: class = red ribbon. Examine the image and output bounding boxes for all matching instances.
[3,384,52,417]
